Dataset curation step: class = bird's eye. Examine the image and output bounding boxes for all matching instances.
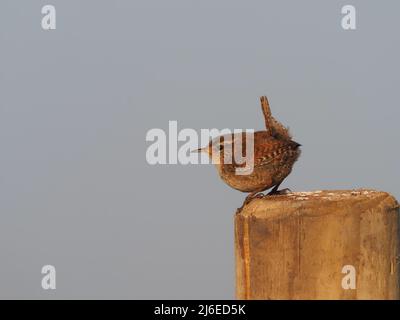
[218,144,224,151]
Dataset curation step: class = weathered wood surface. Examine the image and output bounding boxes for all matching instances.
[235,189,400,300]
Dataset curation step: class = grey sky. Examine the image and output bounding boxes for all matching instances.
[0,0,399,298]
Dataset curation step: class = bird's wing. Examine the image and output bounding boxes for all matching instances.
[254,139,299,168]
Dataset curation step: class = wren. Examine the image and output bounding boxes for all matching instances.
[194,96,301,210]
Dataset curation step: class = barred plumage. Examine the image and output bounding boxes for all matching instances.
[195,96,301,210]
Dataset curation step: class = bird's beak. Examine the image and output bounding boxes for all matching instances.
[191,147,205,153]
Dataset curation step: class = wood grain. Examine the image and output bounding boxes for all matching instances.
[235,189,400,299]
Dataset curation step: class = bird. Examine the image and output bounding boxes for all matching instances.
[194,96,301,211]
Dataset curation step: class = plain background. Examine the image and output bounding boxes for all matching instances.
[0,0,399,299]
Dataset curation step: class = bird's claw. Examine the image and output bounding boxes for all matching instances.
[236,192,265,213]
[236,189,292,214]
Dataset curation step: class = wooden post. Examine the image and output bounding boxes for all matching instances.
[235,189,400,300]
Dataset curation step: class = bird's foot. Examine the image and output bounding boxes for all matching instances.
[267,188,291,196]
[236,192,265,214]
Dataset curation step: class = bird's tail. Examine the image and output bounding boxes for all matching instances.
[260,96,292,141]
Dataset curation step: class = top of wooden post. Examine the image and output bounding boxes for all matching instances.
[235,189,400,299]
[238,189,399,219]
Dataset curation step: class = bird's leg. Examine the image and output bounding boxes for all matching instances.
[267,181,291,195]
[267,182,281,195]
[268,188,291,195]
